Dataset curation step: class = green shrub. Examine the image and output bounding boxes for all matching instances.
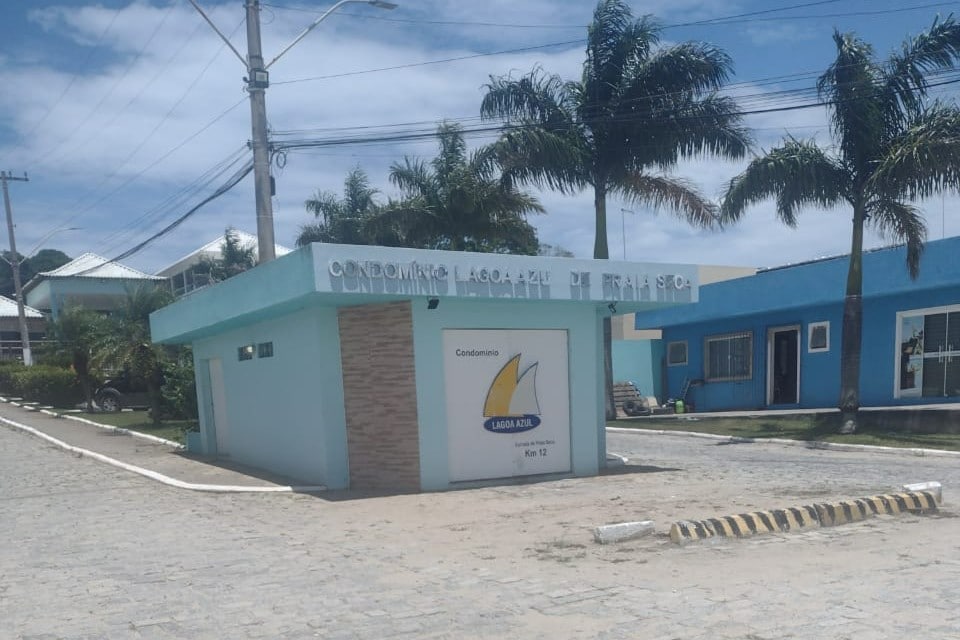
[159,357,198,421]
[0,361,27,395]
[9,365,83,407]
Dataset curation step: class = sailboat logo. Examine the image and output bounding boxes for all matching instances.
[482,354,541,434]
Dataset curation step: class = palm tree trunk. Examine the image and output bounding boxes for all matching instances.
[839,202,865,433]
[593,183,618,421]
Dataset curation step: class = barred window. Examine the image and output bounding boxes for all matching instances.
[705,332,752,381]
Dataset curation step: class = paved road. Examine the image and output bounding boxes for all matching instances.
[3,424,960,639]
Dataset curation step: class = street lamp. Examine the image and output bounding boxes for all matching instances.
[188,0,398,264]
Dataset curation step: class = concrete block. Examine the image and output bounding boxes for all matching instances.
[594,520,655,544]
[903,481,942,504]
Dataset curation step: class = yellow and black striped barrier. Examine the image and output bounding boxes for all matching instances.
[670,490,940,544]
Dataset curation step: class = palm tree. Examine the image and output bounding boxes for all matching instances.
[480,0,750,418]
[48,306,105,412]
[379,122,544,254]
[721,17,960,433]
[96,285,173,425]
[297,168,403,248]
[193,227,257,286]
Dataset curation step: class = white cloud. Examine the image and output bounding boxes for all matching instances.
[2,0,958,280]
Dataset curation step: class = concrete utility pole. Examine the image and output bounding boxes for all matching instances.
[188,0,397,264]
[0,171,33,366]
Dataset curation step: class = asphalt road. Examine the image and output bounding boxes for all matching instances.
[3,424,959,639]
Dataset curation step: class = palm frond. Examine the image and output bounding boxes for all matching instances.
[867,198,927,278]
[721,138,847,225]
[885,14,960,116]
[871,104,960,200]
[480,68,576,127]
[818,30,888,170]
[616,173,718,229]
[488,127,590,194]
[621,41,733,104]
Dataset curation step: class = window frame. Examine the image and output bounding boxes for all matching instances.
[238,344,255,361]
[666,340,688,366]
[807,321,830,353]
[704,331,753,382]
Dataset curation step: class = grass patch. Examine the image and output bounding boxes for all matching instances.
[611,413,960,452]
[80,410,196,444]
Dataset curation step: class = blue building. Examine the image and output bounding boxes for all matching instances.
[636,236,960,412]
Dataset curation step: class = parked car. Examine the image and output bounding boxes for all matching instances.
[95,371,151,412]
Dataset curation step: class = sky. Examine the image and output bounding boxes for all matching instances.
[2,0,960,275]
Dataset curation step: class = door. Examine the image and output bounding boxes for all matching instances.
[208,358,229,456]
[920,311,960,398]
[767,326,800,405]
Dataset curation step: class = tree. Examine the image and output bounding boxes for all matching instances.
[0,249,71,298]
[193,227,256,285]
[721,17,960,433]
[377,122,544,254]
[47,306,105,412]
[480,0,750,418]
[297,168,402,247]
[95,285,173,425]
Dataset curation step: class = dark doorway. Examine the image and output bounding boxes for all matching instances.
[769,327,799,405]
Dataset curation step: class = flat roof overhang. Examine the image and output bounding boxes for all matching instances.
[151,243,701,344]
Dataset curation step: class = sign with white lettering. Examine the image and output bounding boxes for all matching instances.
[443,329,571,482]
[313,244,698,305]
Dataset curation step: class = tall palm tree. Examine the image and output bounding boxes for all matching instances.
[380,123,544,254]
[480,0,750,418]
[721,17,960,433]
[297,168,403,247]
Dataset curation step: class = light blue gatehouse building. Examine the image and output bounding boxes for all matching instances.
[151,243,699,492]
[636,236,960,413]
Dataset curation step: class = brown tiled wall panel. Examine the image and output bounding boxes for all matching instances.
[338,301,421,491]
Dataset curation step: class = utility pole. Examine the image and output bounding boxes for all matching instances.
[0,172,33,366]
[245,0,275,264]
[188,0,397,264]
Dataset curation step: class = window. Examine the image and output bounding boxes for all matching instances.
[667,341,688,366]
[808,321,829,353]
[704,331,752,381]
[257,342,274,358]
[238,344,255,361]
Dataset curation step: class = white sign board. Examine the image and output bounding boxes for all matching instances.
[443,329,571,482]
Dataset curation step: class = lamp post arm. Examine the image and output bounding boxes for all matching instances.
[187,0,249,68]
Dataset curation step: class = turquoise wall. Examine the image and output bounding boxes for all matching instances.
[612,339,663,400]
[410,299,605,491]
[191,305,348,487]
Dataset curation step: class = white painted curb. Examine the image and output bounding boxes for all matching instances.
[0,414,326,494]
[607,426,960,458]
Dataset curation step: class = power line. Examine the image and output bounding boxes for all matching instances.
[0,6,122,168]
[25,1,179,169]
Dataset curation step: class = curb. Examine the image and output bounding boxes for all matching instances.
[669,490,941,544]
[0,413,326,494]
[607,426,960,458]
[1,397,185,449]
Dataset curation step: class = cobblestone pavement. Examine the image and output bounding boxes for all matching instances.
[3,423,960,639]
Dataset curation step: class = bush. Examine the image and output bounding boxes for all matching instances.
[159,357,198,421]
[9,365,83,407]
[0,361,27,395]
